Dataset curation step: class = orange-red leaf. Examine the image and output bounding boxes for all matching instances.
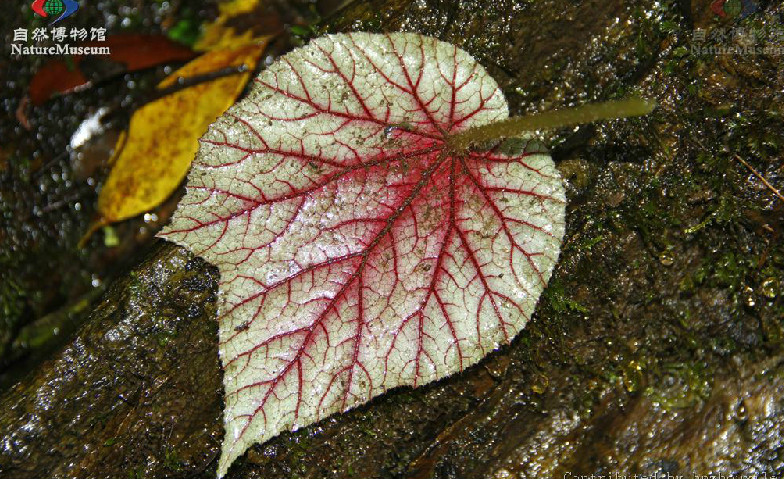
[29,34,196,105]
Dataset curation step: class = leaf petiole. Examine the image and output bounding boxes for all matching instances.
[448,96,656,150]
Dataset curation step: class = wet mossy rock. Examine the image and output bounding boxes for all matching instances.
[2,0,784,478]
[0,244,223,478]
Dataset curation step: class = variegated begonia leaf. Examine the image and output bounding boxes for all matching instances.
[158,32,566,478]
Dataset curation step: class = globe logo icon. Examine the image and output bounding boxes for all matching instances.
[710,0,758,19]
[43,0,64,16]
[31,0,79,23]
[723,0,742,17]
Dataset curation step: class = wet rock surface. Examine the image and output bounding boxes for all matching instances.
[0,245,222,478]
[1,0,783,478]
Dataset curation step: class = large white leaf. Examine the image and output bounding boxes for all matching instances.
[159,32,566,478]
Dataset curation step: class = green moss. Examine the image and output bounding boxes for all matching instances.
[162,446,182,471]
[127,466,146,479]
[167,19,201,47]
[621,359,646,393]
[154,330,176,347]
[545,279,588,314]
[645,361,712,410]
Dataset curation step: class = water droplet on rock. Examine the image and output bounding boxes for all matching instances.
[659,252,674,266]
[743,286,755,307]
[760,277,777,298]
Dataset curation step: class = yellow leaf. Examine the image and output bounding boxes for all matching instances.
[194,0,277,52]
[94,42,266,230]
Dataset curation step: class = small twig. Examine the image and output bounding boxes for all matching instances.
[694,137,784,203]
[147,64,251,104]
[733,153,784,202]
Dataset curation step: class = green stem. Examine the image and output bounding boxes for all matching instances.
[448,97,656,150]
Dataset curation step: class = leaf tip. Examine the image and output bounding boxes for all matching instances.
[216,430,252,479]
